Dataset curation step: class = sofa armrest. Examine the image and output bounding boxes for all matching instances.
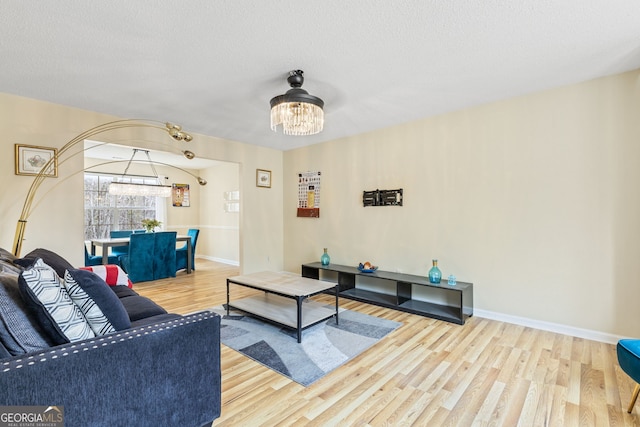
[0,311,221,427]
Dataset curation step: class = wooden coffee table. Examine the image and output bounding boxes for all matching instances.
[226,271,339,343]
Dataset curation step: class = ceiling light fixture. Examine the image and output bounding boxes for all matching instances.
[109,149,172,197]
[166,123,193,142]
[270,70,324,136]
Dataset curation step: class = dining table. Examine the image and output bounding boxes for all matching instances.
[90,235,193,273]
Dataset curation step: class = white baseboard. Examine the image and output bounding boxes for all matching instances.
[197,255,239,267]
[474,309,626,345]
[180,258,626,344]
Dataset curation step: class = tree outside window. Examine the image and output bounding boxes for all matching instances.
[84,173,161,240]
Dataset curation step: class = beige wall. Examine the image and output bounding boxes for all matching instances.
[197,161,240,265]
[3,68,639,339]
[284,69,640,338]
[0,93,282,272]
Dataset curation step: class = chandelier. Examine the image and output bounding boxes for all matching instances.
[270,70,324,136]
[109,149,172,197]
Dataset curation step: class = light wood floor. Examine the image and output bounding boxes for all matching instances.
[134,259,640,426]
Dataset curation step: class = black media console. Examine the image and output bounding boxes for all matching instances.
[301,262,473,325]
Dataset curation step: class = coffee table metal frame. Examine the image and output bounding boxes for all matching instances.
[226,272,339,343]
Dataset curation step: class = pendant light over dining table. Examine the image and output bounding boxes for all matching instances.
[270,70,324,136]
[108,149,172,197]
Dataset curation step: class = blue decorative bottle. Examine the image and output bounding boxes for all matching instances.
[428,259,441,283]
[321,248,330,266]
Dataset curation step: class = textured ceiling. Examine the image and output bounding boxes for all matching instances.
[2,1,640,151]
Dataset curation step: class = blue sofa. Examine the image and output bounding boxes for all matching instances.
[0,248,221,427]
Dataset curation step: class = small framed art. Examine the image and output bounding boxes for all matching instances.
[256,169,271,188]
[172,183,190,207]
[15,144,58,177]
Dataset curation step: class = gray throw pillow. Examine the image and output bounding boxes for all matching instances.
[0,248,18,263]
[0,271,53,356]
[0,258,23,275]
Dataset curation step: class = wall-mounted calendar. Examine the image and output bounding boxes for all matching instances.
[172,183,190,207]
[297,171,321,218]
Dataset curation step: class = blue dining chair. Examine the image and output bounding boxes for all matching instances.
[176,229,199,272]
[110,230,134,257]
[118,233,155,283]
[618,339,640,413]
[153,231,177,280]
[84,245,118,266]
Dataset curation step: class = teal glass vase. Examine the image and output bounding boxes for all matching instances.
[321,248,330,266]
[428,259,441,284]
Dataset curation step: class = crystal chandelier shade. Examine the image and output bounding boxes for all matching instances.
[108,182,172,197]
[270,101,324,136]
[108,149,172,197]
[270,70,324,136]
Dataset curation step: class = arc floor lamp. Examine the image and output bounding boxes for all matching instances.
[12,119,199,257]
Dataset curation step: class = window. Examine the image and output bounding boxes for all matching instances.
[84,173,165,240]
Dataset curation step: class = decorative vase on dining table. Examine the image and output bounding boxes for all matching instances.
[141,218,161,233]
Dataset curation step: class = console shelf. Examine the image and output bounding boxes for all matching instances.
[301,262,473,325]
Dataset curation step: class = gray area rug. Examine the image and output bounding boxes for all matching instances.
[210,305,402,386]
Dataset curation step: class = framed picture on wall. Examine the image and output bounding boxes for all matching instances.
[172,183,190,207]
[15,144,58,177]
[256,169,271,188]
